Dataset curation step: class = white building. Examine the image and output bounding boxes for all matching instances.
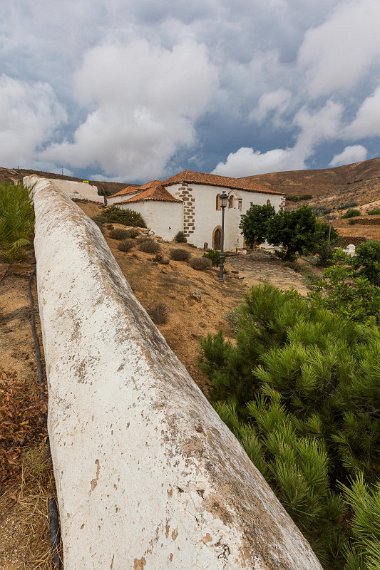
[108,170,285,250]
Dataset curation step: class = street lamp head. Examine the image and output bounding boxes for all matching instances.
[220,191,228,209]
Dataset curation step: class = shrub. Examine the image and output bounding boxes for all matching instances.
[123,228,140,238]
[348,218,357,225]
[203,249,220,266]
[337,201,358,210]
[109,229,130,240]
[367,208,380,215]
[199,284,380,568]
[93,206,146,227]
[190,257,212,271]
[0,183,34,261]
[138,239,161,254]
[153,254,169,265]
[174,231,187,243]
[117,239,135,252]
[341,209,361,218]
[170,248,191,261]
[287,194,313,202]
[240,203,276,247]
[148,303,169,325]
[353,240,380,285]
[312,205,332,216]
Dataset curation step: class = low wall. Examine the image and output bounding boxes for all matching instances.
[30,176,322,569]
[25,175,104,203]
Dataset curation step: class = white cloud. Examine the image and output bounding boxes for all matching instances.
[345,86,380,139]
[250,88,291,123]
[213,100,344,176]
[329,145,368,167]
[42,39,218,180]
[212,146,304,177]
[298,0,380,97]
[0,74,66,168]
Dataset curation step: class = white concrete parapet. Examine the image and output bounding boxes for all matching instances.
[30,176,322,569]
[25,174,104,203]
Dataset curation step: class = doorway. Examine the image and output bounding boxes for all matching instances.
[212,226,222,250]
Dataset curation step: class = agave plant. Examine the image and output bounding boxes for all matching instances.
[0,182,34,261]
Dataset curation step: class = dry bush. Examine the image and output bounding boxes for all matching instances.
[123,228,140,238]
[190,257,213,271]
[0,368,47,489]
[109,228,130,240]
[148,303,169,324]
[170,249,191,262]
[117,239,135,252]
[138,239,161,254]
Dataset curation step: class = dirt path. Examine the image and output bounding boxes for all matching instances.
[228,251,310,296]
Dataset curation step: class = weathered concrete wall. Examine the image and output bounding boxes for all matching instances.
[25,175,104,203]
[31,176,322,569]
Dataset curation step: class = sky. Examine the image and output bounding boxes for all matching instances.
[1,0,380,183]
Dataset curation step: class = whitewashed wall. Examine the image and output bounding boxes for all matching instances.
[108,192,140,205]
[26,177,104,203]
[166,183,283,250]
[30,176,321,570]
[118,201,183,241]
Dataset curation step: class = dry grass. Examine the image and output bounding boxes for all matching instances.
[0,444,62,569]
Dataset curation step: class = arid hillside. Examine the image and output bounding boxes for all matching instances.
[0,167,129,196]
[242,158,380,242]
[241,157,380,201]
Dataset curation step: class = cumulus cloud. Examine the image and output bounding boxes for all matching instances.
[1,0,380,178]
[250,88,291,123]
[214,100,343,176]
[329,145,368,167]
[212,147,304,177]
[345,86,380,139]
[0,74,66,167]
[42,39,218,180]
[298,0,380,97]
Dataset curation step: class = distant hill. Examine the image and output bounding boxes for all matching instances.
[0,167,129,196]
[240,157,380,202]
[241,158,380,243]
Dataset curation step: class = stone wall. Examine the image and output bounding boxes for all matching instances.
[29,176,322,569]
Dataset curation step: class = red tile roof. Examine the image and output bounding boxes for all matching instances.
[162,170,282,195]
[116,181,181,205]
[113,180,162,198]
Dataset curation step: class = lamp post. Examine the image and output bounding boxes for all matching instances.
[219,191,228,281]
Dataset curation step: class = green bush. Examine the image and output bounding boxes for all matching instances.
[240,203,276,247]
[93,206,146,227]
[117,239,135,252]
[200,284,380,569]
[170,248,191,261]
[109,229,130,240]
[0,183,34,261]
[138,239,161,254]
[174,231,187,243]
[287,194,313,202]
[203,249,220,266]
[190,257,212,271]
[313,249,380,322]
[341,209,361,219]
[348,219,357,225]
[353,240,380,285]
[367,208,380,215]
